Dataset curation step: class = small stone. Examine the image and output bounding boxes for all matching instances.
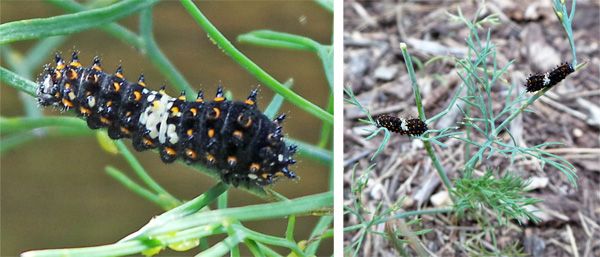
[573,128,583,137]
[373,65,398,81]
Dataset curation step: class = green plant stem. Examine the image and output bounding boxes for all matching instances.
[0,0,160,44]
[481,210,499,255]
[263,79,293,119]
[491,85,546,145]
[552,0,577,66]
[22,225,228,257]
[318,93,334,148]
[399,45,425,121]
[0,116,88,133]
[119,182,230,242]
[1,127,96,153]
[288,138,332,165]
[243,238,262,257]
[106,166,164,206]
[47,0,143,48]
[180,0,332,125]
[217,190,228,209]
[113,140,180,206]
[399,43,454,195]
[231,223,306,257]
[138,192,332,237]
[343,208,452,232]
[0,66,37,96]
[305,215,333,254]
[286,216,296,241]
[238,33,314,51]
[139,7,196,97]
[238,30,333,90]
[198,229,246,257]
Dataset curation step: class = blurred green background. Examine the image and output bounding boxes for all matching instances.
[1,1,332,256]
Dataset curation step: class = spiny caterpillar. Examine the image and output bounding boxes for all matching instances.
[525,62,574,93]
[375,115,428,137]
[37,52,297,188]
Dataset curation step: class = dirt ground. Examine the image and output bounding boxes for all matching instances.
[343,1,599,256]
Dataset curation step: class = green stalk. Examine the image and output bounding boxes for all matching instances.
[180,0,332,125]
[399,43,454,194]
[0,0,160,44]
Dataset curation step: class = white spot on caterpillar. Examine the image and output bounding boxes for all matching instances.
[543,73,551,86]
[167,123,179,144]
[400,117,409,132]
[40,75,53,93]
[139,93,173,143]
[148,127,159,138]
[87,96,96,107]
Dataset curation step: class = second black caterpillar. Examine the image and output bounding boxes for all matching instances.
[525,62,574,93]
[37,52,297,187]
[375,115,428,137]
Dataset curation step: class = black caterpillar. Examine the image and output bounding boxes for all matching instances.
[375,115,428,137]
[37,52,297,188]
[525,62,574,93]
